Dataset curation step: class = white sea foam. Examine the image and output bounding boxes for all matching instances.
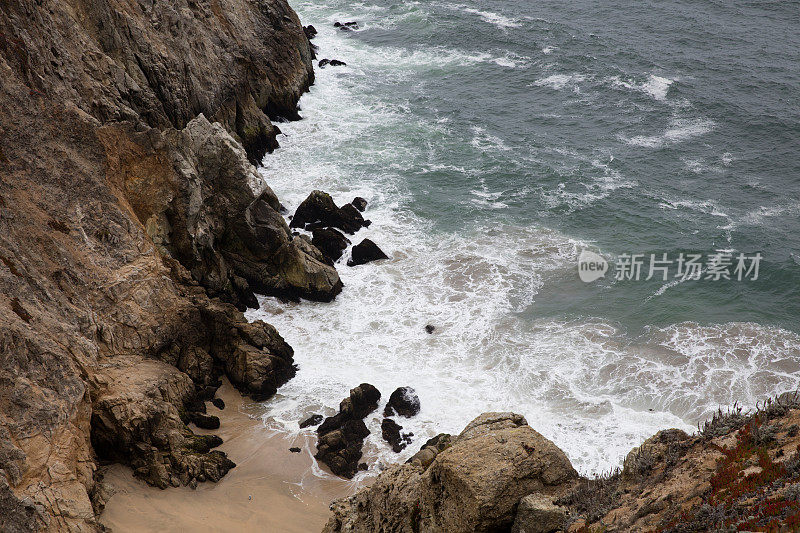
[533,73,586,91]
[609,73,674,101]
[440,3,521,28]
[624,118,715,148]
[242,1,799,485]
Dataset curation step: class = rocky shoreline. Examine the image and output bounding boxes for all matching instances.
[2,0,800,532]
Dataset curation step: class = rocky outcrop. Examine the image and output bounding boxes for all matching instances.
[315,384,381,478]
[0,0,326,529]
[347,239,389,266]
[290,191,369,234]
[324,412,578,533]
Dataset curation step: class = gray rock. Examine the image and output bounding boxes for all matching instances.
[511,494,568,533]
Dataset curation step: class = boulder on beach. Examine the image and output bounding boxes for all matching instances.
[383,387,421,417]
[316,384,382,478]
[347,239,389,266]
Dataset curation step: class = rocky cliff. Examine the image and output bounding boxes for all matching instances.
[0,0,338,530]
[325,397,800,533]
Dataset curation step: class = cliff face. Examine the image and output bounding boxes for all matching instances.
[0,0,335,530]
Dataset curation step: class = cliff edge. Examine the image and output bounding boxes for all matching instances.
[0,0,337,530]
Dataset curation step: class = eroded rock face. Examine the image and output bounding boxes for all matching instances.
[0,0,319,528]
[324,413,578,533]
[316,384,381,478]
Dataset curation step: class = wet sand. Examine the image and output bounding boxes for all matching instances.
[99,380,353,532]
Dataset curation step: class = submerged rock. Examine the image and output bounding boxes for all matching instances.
[316,384,381,478]
[347,239,389,266]
[334,21,359,30]
[299,414,324,428]
[384,387,421,417]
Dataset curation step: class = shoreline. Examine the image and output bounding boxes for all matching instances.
[99,380,350,532]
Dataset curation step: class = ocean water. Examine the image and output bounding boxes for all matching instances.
[246,0,800,477]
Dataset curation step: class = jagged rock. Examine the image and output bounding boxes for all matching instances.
[316,384,381,478]
[211,398,225,410]
[324,413,578,532]
[330,59,347,67]
[300,414,324,428]
[348,239,389,266]
[382,418,412,453]
[319,59,331,68]
[304,25,317,39]
[511,494,568,533]
[408,433,453,469]
[384,387,421,417]
[289,190,368,234]
[352,197,368,212]
[312,228,351,264]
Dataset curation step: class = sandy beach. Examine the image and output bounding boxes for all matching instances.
[99,381,352,532]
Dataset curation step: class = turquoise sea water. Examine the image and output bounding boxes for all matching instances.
[248,0,800,475]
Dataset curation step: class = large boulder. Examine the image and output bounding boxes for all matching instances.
[384,387,421,417]
[347,239,389,266]
[324,412,578,533]
[316,384,381,478]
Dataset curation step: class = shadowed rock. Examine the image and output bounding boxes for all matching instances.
[348,239,389,266]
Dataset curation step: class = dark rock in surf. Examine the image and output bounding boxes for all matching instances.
[425,324,435,334]
[382,418,413,453]
[316,384,381,478]
[318,58,330,68]
[334,21,359,31]
[329,59,347,67]
[211,398,225,410]
[289,447,301,453]
[351,197,368,212]
[290,190,367,234]
[304,25,317,39]
[383,387,421,418]
[347,239,389,267]
[300,413,324,428]
[312,228,350,264]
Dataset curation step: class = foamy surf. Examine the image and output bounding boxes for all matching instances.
[244,0,800,482]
